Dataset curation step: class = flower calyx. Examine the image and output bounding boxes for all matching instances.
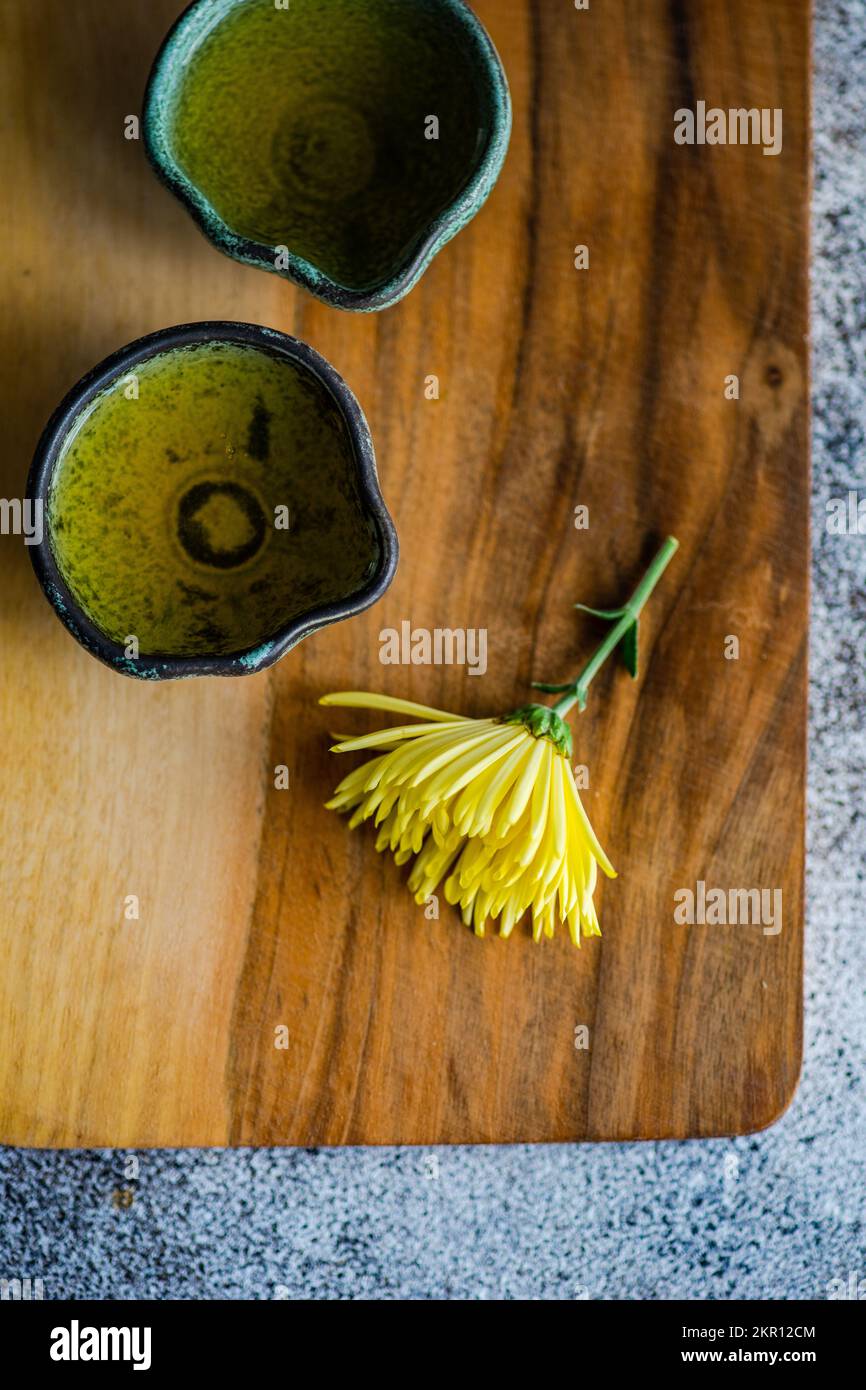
[503,704,573,758]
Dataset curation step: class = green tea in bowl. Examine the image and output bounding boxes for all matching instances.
[27,324,398,679]
[143,0,511,310]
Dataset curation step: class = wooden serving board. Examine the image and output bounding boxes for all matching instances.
[0,0,808,1146]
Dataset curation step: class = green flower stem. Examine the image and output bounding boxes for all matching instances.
[541,536,679,717]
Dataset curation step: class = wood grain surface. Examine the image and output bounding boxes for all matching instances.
[0,0,809,1146]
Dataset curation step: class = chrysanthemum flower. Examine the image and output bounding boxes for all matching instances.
[322,692,613,944]
[322,536,678,946]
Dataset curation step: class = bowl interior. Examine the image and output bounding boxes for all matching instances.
[46,338,382,659]
[160,0,497,293]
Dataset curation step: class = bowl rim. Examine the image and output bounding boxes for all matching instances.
[26,321,399,680]
[142,0,512,312]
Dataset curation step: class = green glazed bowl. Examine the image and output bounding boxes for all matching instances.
[143,0,511,311]
[26,323,398,681]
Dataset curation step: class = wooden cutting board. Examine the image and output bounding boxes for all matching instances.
[0,0,808,1146]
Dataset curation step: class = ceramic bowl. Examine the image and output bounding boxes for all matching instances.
[26,322,398,679]
[143,0,511,311]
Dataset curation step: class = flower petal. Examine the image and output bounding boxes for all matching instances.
[321,691,468,722]
[330,720,468,754]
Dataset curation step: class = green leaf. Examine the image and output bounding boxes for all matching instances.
[619,619,638,678]
[530,680,574,694]
[573,602,627,621]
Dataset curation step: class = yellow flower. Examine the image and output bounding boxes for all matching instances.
[321,691,615,945]
[321,540,679,948]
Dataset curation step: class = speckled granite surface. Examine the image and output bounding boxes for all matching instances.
[1,3,864,1302]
